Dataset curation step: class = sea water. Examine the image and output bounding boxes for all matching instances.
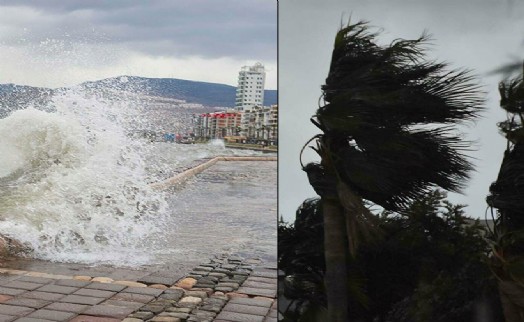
[0,87,270,267]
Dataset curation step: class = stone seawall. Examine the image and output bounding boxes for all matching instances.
[149,156,277,190]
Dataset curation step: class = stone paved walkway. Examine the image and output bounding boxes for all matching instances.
[0,254,277,322]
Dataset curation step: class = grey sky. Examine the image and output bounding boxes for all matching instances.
[0,0,276,89]
[279,0,524,222]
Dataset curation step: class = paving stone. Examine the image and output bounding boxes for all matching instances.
[4,298,50,309]
[184,291,207,299]
[203,297,227,305]
[55,279,91,288]
[199,264,219,269]
[123,287,163,297]
[263,317,277,322]
[226,292,250,300]
[149,317,181,322]
[248,277,277,285]
[138,304,165,314]
[211,269,230,275]
[165,307,192,313]
[70,315,122,322]
[59,295,105,306]
[149,284,168,289]
[21,291,65,301]
[44,302,89,313]
[215,287,234,292]
[12,318,54,322]
[36,285,78,295]
[191,288,213,296]
[91,277,113,284]
[199,276,219,283]
[193,267,212,273]
[0,304,34,316]
[110,292,155,303]
[164,288,185,296]
[236,287,276,298]
[221,277,246,284]
[242,281,276,290]
[0,314,15,322]
[112,281,147,288]
[0,296,11,304]
[229,297,273,308]
[191,309,216,318]
[175,278,197,290]
[223,303,270,316]
[82,304,136,319]
[159,311,189,319]
[26,309,77,321]
[198,304,222,313]
[137,275,177,286]
[73,289,116,299]
[3,282,41,291]
[121,319,142,322]
[0,288,25,297]
[208,273,227,279]
[251,271,277,279]
[217,282,239,289]
[267,309,277,318]
[216,311,265,322]
[159,293,183,301]
[16,276,53,285]
[178,296,201,305]
[194,283,215,289]
[0,275,21,285]
[85,283,127,292]
[128,310,155,319]
[102,300,143,311]
[187,274,204,279]
[221,264,237,270]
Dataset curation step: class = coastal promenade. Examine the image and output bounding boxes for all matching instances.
[0,155,278,321]
[0,253,277,322]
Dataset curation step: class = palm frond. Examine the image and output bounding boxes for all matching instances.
[313,21,484,211]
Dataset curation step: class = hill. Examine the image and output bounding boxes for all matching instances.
[0,76,277,112]
[78,76,277,108]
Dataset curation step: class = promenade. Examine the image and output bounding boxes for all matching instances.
[0,253,277,322]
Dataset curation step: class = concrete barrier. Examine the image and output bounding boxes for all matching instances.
[149,156,277,190]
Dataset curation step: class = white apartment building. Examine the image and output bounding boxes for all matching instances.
[235,63,266,111]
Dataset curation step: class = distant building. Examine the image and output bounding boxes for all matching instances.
[192,111,242,139]
[235,63,266,111]
[240,104,278,144]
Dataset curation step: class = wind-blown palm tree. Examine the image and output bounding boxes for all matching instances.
[487,63,524,321]
[302,21,484,321]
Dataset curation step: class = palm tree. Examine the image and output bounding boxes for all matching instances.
[487,62,524,321]
[302,21,484,321]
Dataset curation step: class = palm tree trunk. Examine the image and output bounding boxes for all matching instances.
[322,197,349,322]
[499,280,524,321]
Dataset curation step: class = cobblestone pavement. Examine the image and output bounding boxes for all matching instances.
[0,254,277,322]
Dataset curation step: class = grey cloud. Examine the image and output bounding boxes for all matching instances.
[0,0,276,61]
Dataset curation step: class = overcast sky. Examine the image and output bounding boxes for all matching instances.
[279,0,524,222]
[0,0,276,89]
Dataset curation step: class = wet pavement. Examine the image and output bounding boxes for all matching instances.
[0,253,277,321]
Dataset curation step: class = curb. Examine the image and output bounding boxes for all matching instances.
[149,156,277,190]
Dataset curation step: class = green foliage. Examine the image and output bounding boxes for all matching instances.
[278,191,502,322]
[307,21,485,212]
[488,65,524,237]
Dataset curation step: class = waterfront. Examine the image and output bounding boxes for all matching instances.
[0,85,276,268]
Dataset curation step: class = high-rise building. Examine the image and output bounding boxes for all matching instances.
[235,63,265,110]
